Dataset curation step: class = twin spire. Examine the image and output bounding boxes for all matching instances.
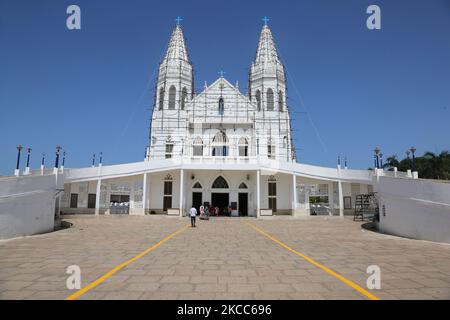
[162,17,281,67]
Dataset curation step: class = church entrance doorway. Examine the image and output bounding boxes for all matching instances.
[238,193,248,217]
[211,193,229,216]
[192,192,202,212]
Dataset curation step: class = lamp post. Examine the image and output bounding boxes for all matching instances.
[344,157,348,170]
[410,147,417,172]
[337,155,341,169]
[92,153,96,167]
[379,152,383,169]
[25,147,32,175]
[54,146,62,173]
[41,152,45,175]
[61,151,66,172]
[374,147,381,169]
[15,145,23,176]
[99,152,103,166]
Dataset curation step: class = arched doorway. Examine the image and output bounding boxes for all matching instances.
[211,176,229,216]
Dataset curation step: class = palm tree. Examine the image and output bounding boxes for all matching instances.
[421,151,450,180]
[383,155,399,170]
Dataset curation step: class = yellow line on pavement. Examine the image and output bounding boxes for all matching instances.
[244,221,380,300]
[66,224,189,300]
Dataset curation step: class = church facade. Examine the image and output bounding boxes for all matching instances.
[59,22,377,218]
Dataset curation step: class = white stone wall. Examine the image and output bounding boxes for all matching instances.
[0,174,56,239]
[377,176,450,243]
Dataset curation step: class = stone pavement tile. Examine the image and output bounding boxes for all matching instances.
[383,288,433,300]
[103,291,143,300]
[203,270,229,276]
[87,281,128,292]
[281,269,309,276]
[218,276,247,284]
[0,280,34,291]
[227,284,260,293]
[160,275,190,284]
[292,283,330,293]
[247,276,279,284]
[78,291,108,300]
[229,269,257,277]
[29,290,68,300]
[0,290,36,300]
[178,292,216,300]
[124,282,160,292]
[253,292,291,300]
[321,291,365,300]
[383,279,425,289]
[323,281,362,292]
[418,287,450,299]
[190,276,218,284]
[160,283,194,293]
[215,292,255,300]
[288,292,325,300]
[411,277,450,288]
[260,283,295,293]
[195,284,227,293]
[139,292,178,300]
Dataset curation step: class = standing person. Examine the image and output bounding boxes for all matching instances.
[199,205,205,217]
[215,206,219,217]
[205,205,210,220]
[189,206,197,227]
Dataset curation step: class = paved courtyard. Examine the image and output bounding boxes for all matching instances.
[0,215,449,300]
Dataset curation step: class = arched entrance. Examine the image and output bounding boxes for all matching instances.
[211,176,229,216]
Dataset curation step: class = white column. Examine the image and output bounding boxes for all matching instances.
[95,179,101,216]
[179,169,184,217]
[338,181,344,217]
[328,182,334,216]
[292,174,297,215]
[142,173,148,215]
[256,170,261,218]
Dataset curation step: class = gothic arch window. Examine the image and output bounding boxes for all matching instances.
[168,85,176,110]
[212,131,228,157]
[181,87,188,110]
[193,136,203,157]
[267,138,275,159]
[256,90,261,111]
[218,98,224,115]
[278,91,284,112]
[267,88,274,111]
[212,176,229,189]
[159,87,165,110]
[165,139,174,159]
[239,182,248,189]
[238,137,249,157]
[193,182,202,189]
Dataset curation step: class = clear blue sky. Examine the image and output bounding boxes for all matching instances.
[1,0,449,175]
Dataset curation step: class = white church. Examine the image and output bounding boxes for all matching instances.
[56,21,381,218]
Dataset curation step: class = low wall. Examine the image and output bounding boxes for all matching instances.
[377,176,450,243]
[0,174,57,239]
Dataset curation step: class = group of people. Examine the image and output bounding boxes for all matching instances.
[188,204,229,227]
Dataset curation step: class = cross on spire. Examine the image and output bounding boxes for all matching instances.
[218,68,226,78]
[262,16,270,26]
[175,16,183,25]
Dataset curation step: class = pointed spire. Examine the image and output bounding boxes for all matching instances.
[255,23,280,65]
[163,23,189,62]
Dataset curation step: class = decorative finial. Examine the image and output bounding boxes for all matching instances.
[175,16,183,26]
[262,16,270,26]
[218,67,226,78]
